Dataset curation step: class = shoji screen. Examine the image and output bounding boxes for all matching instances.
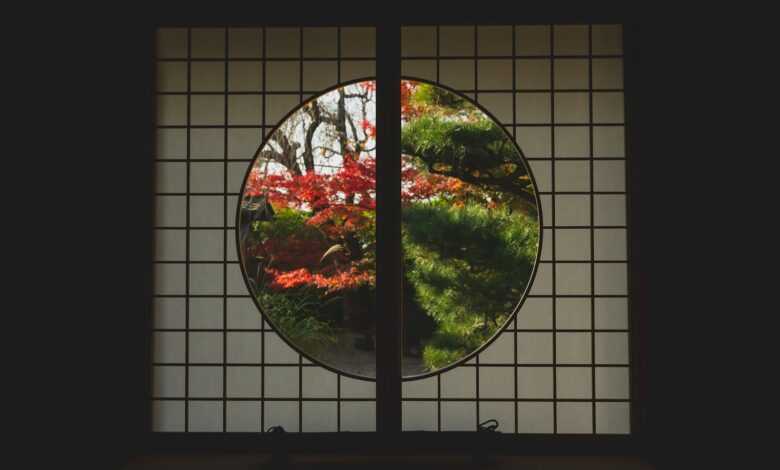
[400,24,630,435]
[152,27,377,432]
[151,23,630,436]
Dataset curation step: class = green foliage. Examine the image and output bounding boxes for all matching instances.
[410,83,470,111]
[402,200,539,370]
[252,207,321,242]
[258,288,338,353]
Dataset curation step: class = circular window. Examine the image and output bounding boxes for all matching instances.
[238,79,540,380]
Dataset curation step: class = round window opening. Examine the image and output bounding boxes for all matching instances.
[238,79,540,380]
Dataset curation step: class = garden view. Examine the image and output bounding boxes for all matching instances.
[239,80,539,378]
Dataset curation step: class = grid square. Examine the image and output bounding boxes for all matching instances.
[153,263,185,295]
[156,62,187,92]
[593,92,624,123]
[556,402,592,434]
[515,25,550,56]
[480,401,516,433]
[554,126,590,157]
[517,297,552,330]
[592,25,623,55]
[477,93,513,124]
[156,28,187,59]
[153,297,186,329]
[189,229,224,262]
[439,26,474,56]
[303,27,337,58]
[302,402,338,432]
[480,332,515,364]
[441,401,476,431]
[266,28,300,58]
[341,27,375,57]
[479,367,514,398]
[595,332,629,365]
[190,95,225,126]
[556,332,592,364]
[554,195,590,226]
[517,402,553,433]
[227,366,262,397]
[227,263,247,295]
[190,162,224,193]
[190,195,224,227]
[594,229,627,261]
[266,62,300,91]
[302,367,337,398]
[189,263,223,295]
[152,400,185,432]
[189,365,223,397]
[191,62,225,92]
[189,297,223,329]
[593,126,625,157]
[402,401,437,431]
[516,127,551,158]
[593,160,625,192]
[303,61,338,91]
[593,58,623,89]
[594,297,628,330]
[517,366,553,398]
[191,28,225,58]
[517,332,553,364]
[189,332,223,363]
[189,401,223,432]
[440,60,474,90]
[516,59,550,90]
[341,402,376,432]
[553,25,589,55]
[156,129,187,158]
[228,61,262,91]
[191,129,225,159]
[401,26,436,57]
[155,229,186,261]
[341,377,376,398]
[228,28,262,58]
[340,60,375,81]
[226,401,262,432]
[516,92,551,124]
[155,162,186,193]
[402,376,437,399]
[556,297,591,330]
[227,297,262,329]
[440,366,476,398]
[556,367,592,398]
[264,334,299,363]
[554,59,589,89]
[554,160,590,192]
[595,366,630,399]
[478,26,512,56]
[227,332,262,364]
[153,332,185,363]
[228,129,262,159]
[264,367,299,398]
[540,228,552,261]
[265,94,300,125]
[555,263,591,296]
[529,161,550,192]
[153,366,185,397]
[228,95,262,125]
[529,262,552,295]
[264,401,299,432]
[157,95,187,126]
[594,194,626,226]
[554,229,590,261]
[402,60,436,81]
[595,263,627,295]
[554,92,589,123]
[478,60,512,90]
[595,402,630,434]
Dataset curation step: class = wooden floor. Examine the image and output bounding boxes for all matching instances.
[124,453,654,469]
